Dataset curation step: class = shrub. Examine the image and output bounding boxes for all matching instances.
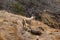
[11,2,25,16]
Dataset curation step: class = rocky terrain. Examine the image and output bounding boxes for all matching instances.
[0,0,60,40]
[0,0,60,29]
[0,10,60,40]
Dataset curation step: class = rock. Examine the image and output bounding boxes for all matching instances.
[0,10,60,40]
[0,0,60,29]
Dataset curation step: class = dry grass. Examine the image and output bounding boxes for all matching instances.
[41,11,60,29]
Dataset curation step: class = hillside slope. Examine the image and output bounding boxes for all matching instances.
[0,0,60,28]
[0,10,60,40]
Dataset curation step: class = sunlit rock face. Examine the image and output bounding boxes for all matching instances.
[0,1,60,40]
[0,0,60,29]
[0,10,60,40]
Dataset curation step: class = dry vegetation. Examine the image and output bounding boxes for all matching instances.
[0,11,60,40]
[41,11,60,29]
[0,0,60,40]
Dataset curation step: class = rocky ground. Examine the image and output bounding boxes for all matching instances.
[0,0,60,40]
[0,0,60,29]
[0,10,60,40]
